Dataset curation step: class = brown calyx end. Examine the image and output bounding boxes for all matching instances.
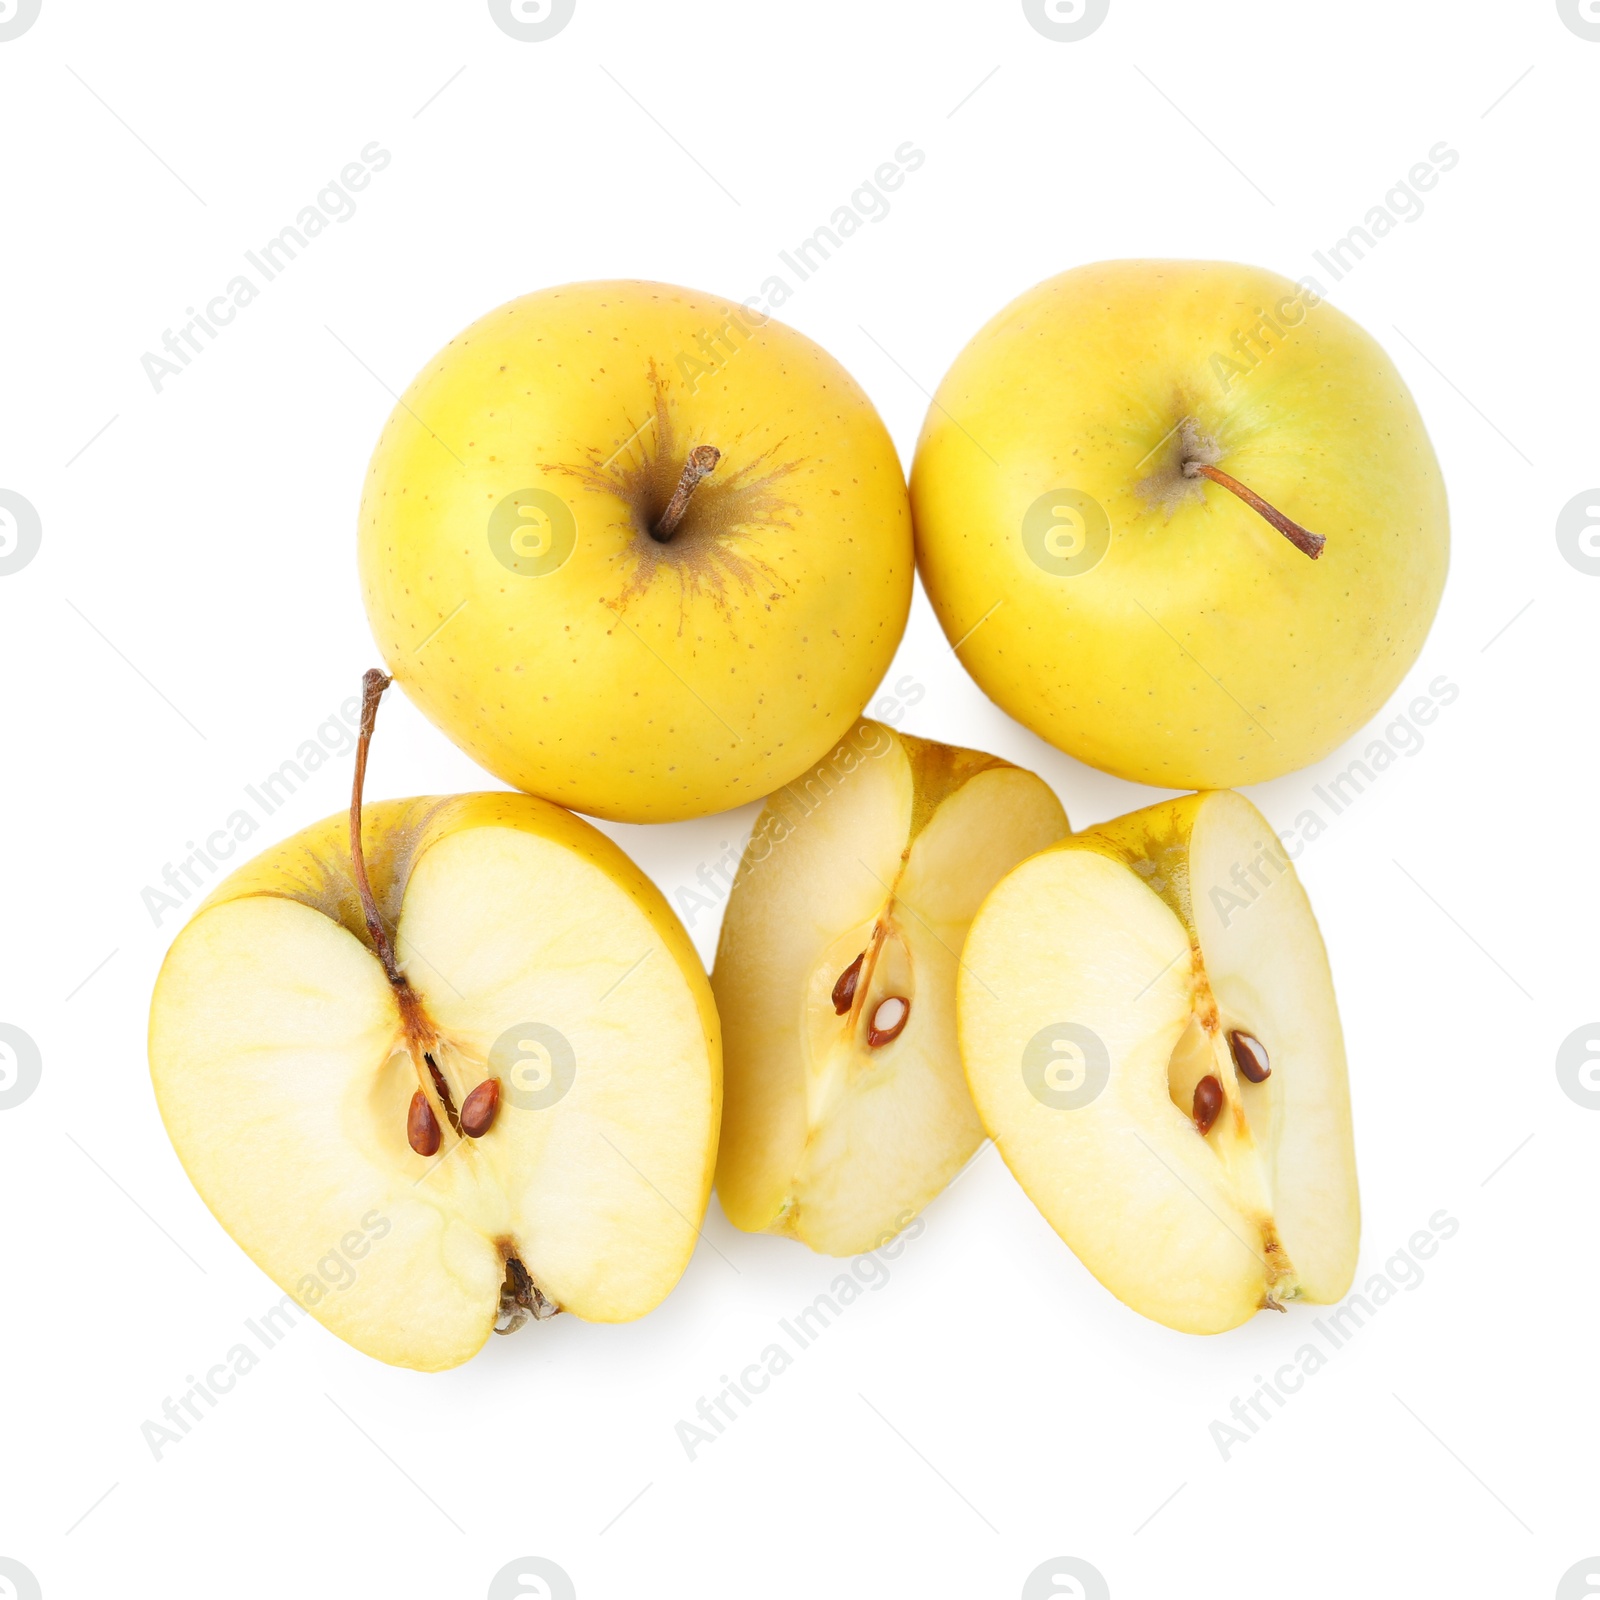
[652,445,721,542]
[495,1245,560,1334]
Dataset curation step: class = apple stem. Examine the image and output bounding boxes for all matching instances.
[652,445,721,542]
[1186,462,1326,560]
[350,667,407,990]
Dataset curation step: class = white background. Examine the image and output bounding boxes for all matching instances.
[2,2,1595,1596]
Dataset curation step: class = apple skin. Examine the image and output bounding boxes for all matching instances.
[910,260,1449,789]
[359,281,913,823]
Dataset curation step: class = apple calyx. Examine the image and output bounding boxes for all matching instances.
[652,444,721,542]
[1182,455,1326,560]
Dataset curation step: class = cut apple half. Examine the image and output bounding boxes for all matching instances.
[149,675,720,1371]
[713,721,1069,1255]
[958,790,1358,1334]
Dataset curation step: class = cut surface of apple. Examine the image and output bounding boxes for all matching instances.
[959,790,1358,1334]
[149,776,720,1372]
[713,720,1068,1255]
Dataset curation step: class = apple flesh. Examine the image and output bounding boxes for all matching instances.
[958,790,1358,1334]
[359,280,914,823]
[712,721,1068,1255]
[149,788,721,1371]
[910,259,1449,789]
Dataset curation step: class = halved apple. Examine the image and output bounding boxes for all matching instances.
[148,677,720,1371]
[958,789,1358,1334]
[712,721,1069,1255]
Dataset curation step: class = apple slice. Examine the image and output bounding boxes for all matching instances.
[712,721,1068,1255]
[958,790,1358,1334]
[148,674,720,1371]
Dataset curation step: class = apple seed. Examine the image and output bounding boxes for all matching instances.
[1229,1029,1271,1083]
[868,995,909,1047]
[1193,1074,1224,1135]
[461,1077,501,1139]
[831,952,866,1015]
[407,1090,441,1157]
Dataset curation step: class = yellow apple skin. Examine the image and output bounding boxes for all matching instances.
[910,260,1449,788]
[359,281,913,823]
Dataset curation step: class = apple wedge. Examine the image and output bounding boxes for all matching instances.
[149,675,720,1371]
[958,790,1358,1334]
[712,721,1068,1255]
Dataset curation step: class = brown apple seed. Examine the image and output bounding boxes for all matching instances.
[831,952,865,1015]
[461,1077,501,1139]
[868,995,909,1048]
[1193,1074,1224,1135]
[1229,1030,1271,1083]
[407,1089,441,1156]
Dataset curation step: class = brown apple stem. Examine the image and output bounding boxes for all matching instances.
[652,445,721,542]
[1187,462,1326,560]
[350,667,406,990]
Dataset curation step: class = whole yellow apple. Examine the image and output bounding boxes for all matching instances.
[910,260,1449,788]
[358,281,913,822]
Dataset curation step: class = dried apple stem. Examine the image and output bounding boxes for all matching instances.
[1186,462,1325,560]
[350,667,406,989]
[652,445,720,542]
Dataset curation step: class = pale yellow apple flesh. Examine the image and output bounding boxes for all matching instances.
[359,280,913,823]
[713,722,1068,1255]
[149,794,721,1371]
[958,790,1358,1334]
